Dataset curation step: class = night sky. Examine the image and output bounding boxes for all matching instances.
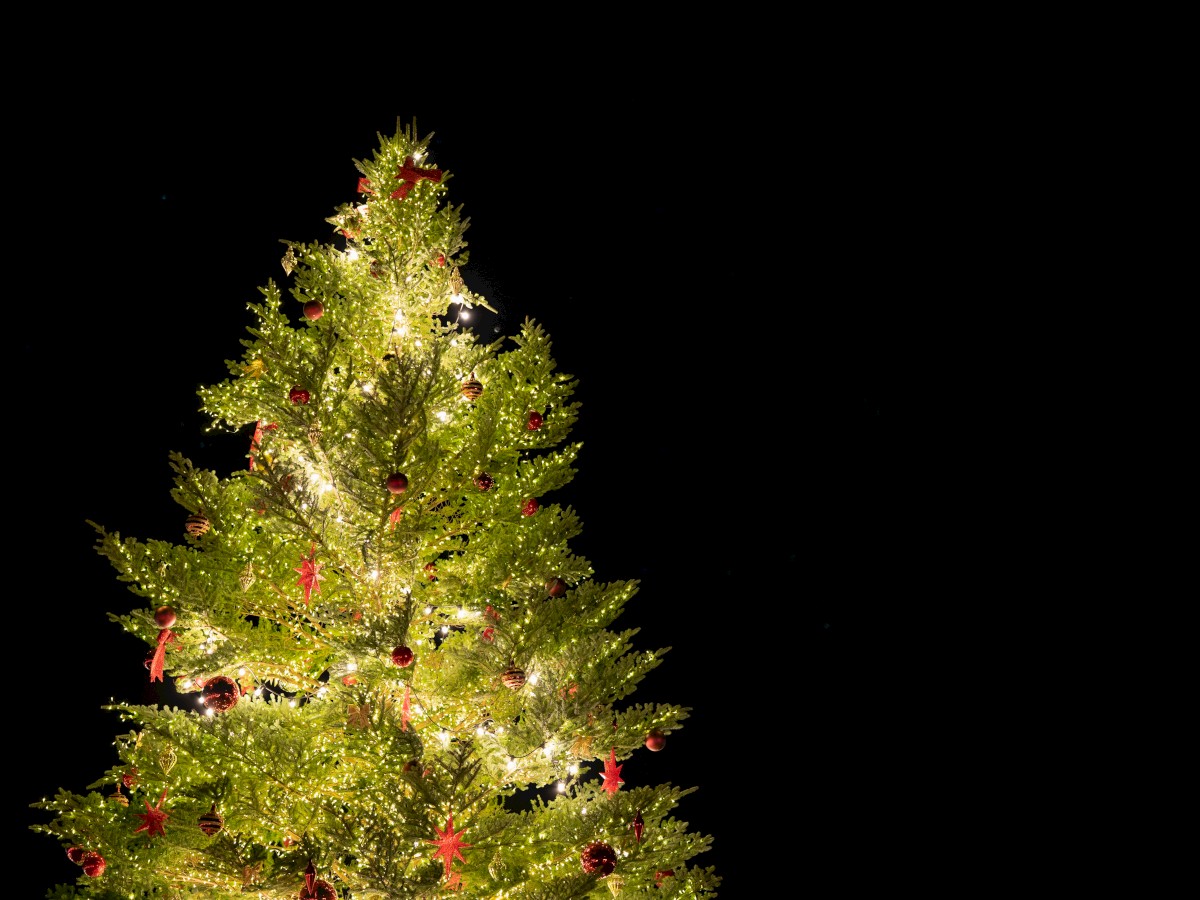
[16,97,909,895]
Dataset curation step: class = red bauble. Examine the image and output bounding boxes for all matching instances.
[202,675,240,712]
[461,377,483,400]
[435,252,446,267]
[423,562,438,581]
[154,606,176,628]
[386,472,409,494]
[580,841,617,877]
[122,766,139,789]
[289,385,310,404]
[521,498,539,517]
[81,851,106,878]
[655,869,675,886]
[301,879,337,900]
[645,729,666,752]
[66,847,87,865]
[303,300,324,320]
[391,645,414,667]
[546,577,567,598]
[526,410,544,431]
[198,802,225,836]
[473,472,494,492]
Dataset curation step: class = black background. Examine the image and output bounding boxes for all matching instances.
[14,84,917,895]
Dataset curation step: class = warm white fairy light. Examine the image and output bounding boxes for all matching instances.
[238,668,246,677]
[436,410,449,422]
[556,780,566,793]
[568,764,578,776]
[346,662,358,672]
[347,248,359,261]
[528,672,540,686]
[543,741,555,759]
[506,759,517,773]
[288,699,297,708]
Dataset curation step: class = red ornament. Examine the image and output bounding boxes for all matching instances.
[303,300,324,321]
[461,377,483,400]
[580,841,617,877]
[481,626,495,642]
[645,729,667,752]
[153,606,176,628]
[655,869,675,886]
[299,861,337,900]
[294,544,325,605]
[501,666,526,690]
[66,847,87,865]
[631,810,645,843]
[80,851,106,878]
[473,472,494,492]
[202,676,240,712]
[391,645,414,667]
[435,252,446,267]
[545,577,567,598]
[423,561,438,581]
[289,385,310,404]
[521,498,539,517]
[386,472,409,494]
[133,789,171,839]
[526,410,544,431]
[341,675,358,686]
[600,747,625,796]
[122,766,139,789]
[198,802,224,836]
[357,177,374,195]
[426,813,472,878]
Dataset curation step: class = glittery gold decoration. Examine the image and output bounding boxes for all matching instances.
[185,513,210,536]
[606,874,625,896]
[461,375,483,400]
[488,848,507,880]
[108,783,129,806]
[347,704,370,729]
[243,359,265,378]
[449,265,464,296]
[239,562,255,592]
[158,744,177,775]
[282,246,296,275]
[308,421,322,444]
[571,734,594,758]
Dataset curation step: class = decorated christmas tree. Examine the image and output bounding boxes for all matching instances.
[30,119,720,898]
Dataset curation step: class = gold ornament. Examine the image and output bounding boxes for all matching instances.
[449,265,465,297]
[571,734,594,758]
[243,359,265,378]
[185,513,210,536]
[159,744,177,775]
[239,562,255,592]
[606,874,625,896]
[308,421,322,444]
[108,782,129,806]
[461,375,483,400]
[488,848,507,880]
[198,802,225,836]
[282,245,296,275]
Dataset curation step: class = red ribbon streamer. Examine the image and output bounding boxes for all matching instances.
[390,156,443,199]
[149,628,176,683]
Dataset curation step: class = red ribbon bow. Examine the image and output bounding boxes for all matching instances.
[391,156,443,199]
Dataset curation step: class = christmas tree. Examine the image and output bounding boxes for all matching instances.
[30,119,720,898]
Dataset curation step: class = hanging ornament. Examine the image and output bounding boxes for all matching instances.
[108,782,129,806]
[282,245,297,275]
[426,813,472,879]
[580,841,617,877]
[390,645,414,667]
[389,506,404,531]
[66,847,87,865]
[308,421,323,444]
[571,734,594,758]
[645,729,666,752]
[198,802,225,836]
[546,577,567,598]
[357,177,374,195]
[434,252,446,267]
[607,873,625,896]
[122,767,139,789]
[521,498,539,517]
[239,562,255,592]
[481,626,495,643]
[655,870,675,886]
[80,851,106,878]
[473,472,494,492]
[289,385,311,404]
[423,561,438,581]
[153,606,176,629]
[501,665,526,690]
[461,375,483,400]
[488,848,507,880]
[386,472,409,494]
[391,155,443,200]
[303,300,324,321]
[526,410,544,431]
[631,810,644,843]
[600,747,625,796]
[133,789,171,840]
[185,513,210,537]
[294,543,325,605]
[148,619,178,684]
[243,358,266,378]
[299,861,337,900]
[158,744,177,775]
[202,675,240,713]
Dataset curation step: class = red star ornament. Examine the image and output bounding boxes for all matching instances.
[294,543,325,604]
[600,747,625,796]
[134,789,171,839]
[427,813,472,878]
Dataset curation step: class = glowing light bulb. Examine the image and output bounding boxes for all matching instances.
[506,759,517,772]
[556,781,566,793]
